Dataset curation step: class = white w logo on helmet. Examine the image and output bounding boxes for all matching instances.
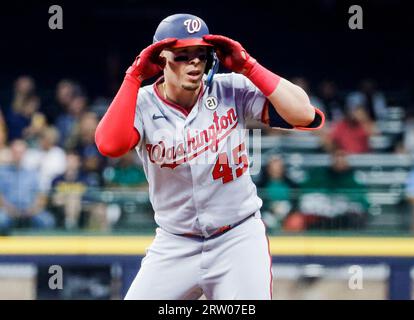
[183,18,202,34]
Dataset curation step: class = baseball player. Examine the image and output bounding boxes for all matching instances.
[95,13,324,300]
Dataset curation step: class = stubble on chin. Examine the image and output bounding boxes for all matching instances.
[181,82,201,91]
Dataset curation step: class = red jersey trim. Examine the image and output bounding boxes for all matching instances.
[294,107,325,131]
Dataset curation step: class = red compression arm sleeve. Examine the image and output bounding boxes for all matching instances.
[95,74,141,157]
[245,62,281,97]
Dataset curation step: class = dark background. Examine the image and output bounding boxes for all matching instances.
[0,0,413,104]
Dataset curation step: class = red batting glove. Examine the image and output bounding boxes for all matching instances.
[126,38,177,83]
[203,34,281,96]
[202,34,255,74]
[96,38,177,158]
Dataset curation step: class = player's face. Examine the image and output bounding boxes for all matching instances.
[162,46,208,91]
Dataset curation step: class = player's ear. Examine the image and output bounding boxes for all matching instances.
[159,56,167,69]
[158,50,168,68]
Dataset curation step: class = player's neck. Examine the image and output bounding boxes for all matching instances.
[162,81,201,110]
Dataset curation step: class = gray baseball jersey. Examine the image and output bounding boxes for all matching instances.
[126,72,324,300]
[134,72,277,237]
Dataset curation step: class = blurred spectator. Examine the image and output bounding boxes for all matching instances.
[82,150,105,189]
[89,97,113,119]
[324,105,378,154]
[405,167,414,232]
[22,126,67,192]
[22,102,49,146]
[66,112,109,231]
[66,112,98,151]
[56,95,88,147]
[103,151,147,189]
[0,116,11,165]
[66,112,105,187]
[317,80,345,122]
[284,150,369,231]
[10,76,36,114]
[0,140,55,231]
[6,94,46,142]
[261,156,297,229]
[51,151,108,230]
[4,76,35,141]
[346,79,388,121]
[43,79,80,124]
[402,109,414,156]
[51,152,87,229]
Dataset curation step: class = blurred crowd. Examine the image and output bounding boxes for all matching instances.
[256,77,414,232]
[257,151,369,232]
[0,75,413,234]
[0,76,148,233]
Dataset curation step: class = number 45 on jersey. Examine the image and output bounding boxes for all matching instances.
[212,142,248,184]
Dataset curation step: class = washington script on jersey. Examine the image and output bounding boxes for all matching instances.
[145,108,238,169]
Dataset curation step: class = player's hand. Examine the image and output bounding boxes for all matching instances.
[126,38,177,82]
[203,34,256,74]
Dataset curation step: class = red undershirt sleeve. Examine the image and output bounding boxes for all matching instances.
[95,74,141,158]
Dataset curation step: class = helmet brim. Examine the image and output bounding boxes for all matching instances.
[170,38,214,49]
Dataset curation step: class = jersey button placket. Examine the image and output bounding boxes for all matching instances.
[184,119,205,237]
